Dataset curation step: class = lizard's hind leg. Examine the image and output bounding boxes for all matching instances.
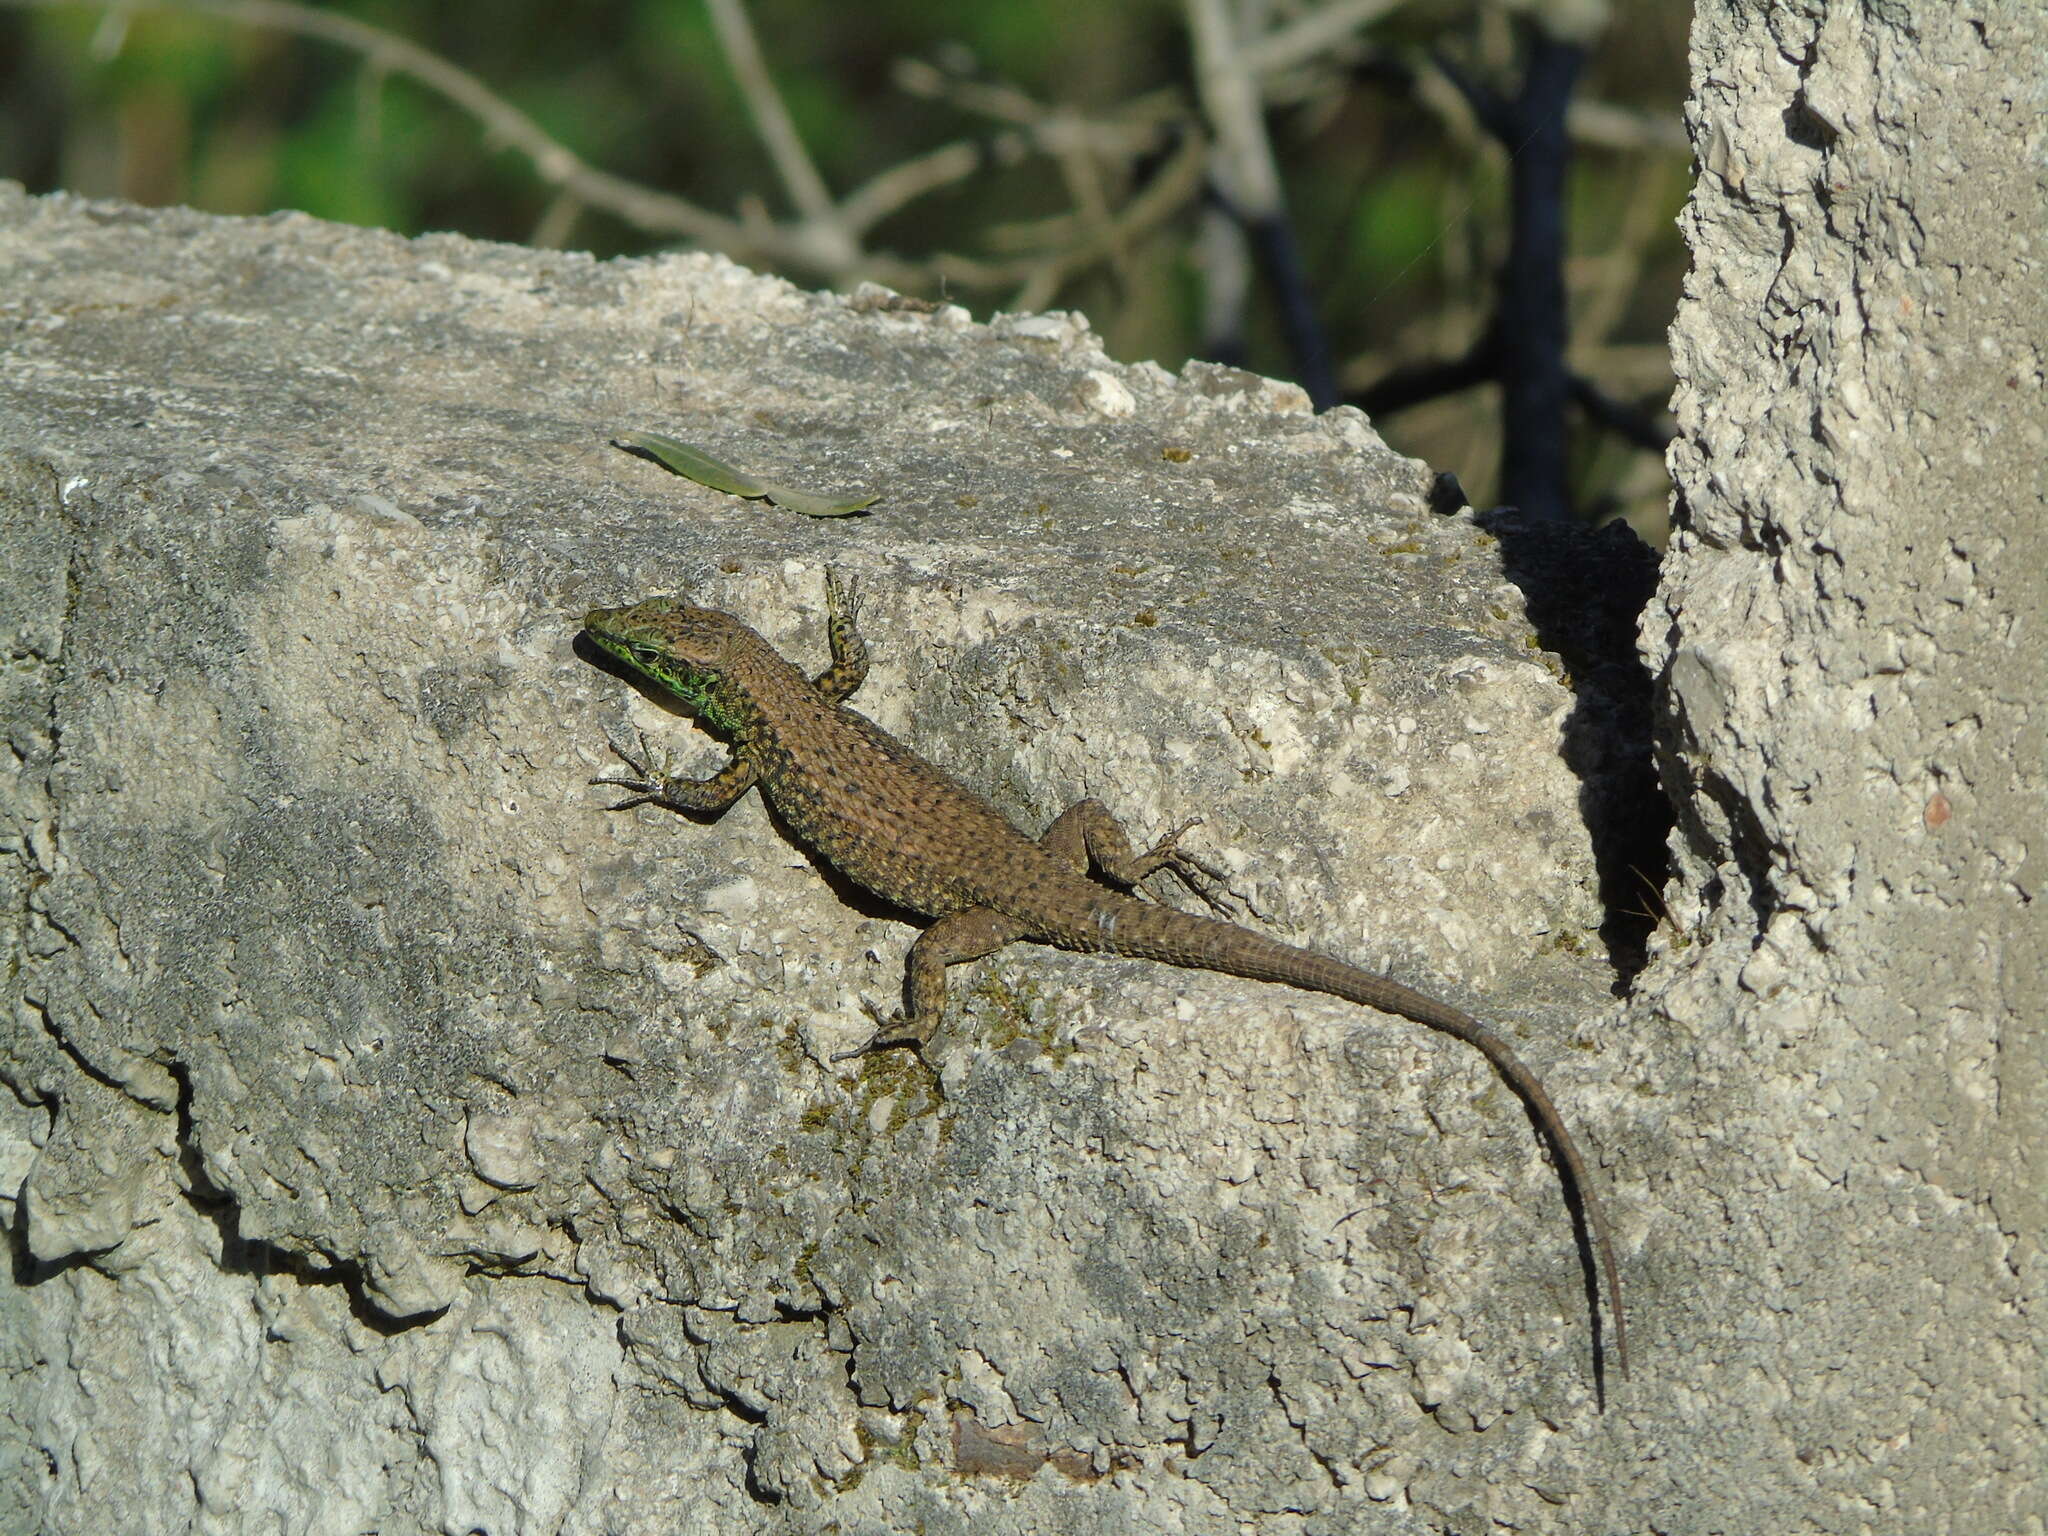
[1040,799,1235,914]
[833,906,1030,1059]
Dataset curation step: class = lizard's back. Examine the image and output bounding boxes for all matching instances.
[738,647,1086,921]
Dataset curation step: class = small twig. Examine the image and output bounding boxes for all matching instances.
[1244,0,1404,76]
[1348,328,1497,418]
[918,130,1210,300]
[1044,109,1132,300]
[893,59,1046,129]
[1620,865,1678,938]
[1186,0,1284,221]
[835,140,984,236]
[888,52,1194,305]
[889,56,1184,166]
[1568,375,1674,454]
[0,0,980,288]
[702,0,847,262]
[1187,0,1337,408]
[1196,201,1254,365]
[528,189,584,250]
[1567,99,1688,153]
[1,0,758,248]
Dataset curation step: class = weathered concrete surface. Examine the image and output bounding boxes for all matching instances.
[1644,2,2046,1532]
[0,184,1633,1534]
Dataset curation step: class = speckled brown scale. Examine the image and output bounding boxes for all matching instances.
[584,571,1627,1393]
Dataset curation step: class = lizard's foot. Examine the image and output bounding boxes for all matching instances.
[824,566,864,626]
[1139,818,1239,915]
[829,999,937,1062]
[591,731,684,810]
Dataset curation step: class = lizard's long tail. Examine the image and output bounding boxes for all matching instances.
[1090,895,1628,1385]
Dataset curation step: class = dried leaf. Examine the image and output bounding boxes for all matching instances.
[613,431,878,517]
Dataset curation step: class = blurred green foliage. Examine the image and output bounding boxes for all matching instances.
[0,0,1690,531]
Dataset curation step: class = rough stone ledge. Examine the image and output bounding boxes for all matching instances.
[0,185,1630,1535]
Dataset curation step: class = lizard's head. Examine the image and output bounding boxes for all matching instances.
[584,596,750,719]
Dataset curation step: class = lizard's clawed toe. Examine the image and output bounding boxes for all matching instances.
[830,1025,905,1063]
[824,567,864,624]
[831,1000,933,1061]
[590,731,685,809]
[1140,818,1241,914]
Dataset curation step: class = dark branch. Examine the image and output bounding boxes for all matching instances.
[1347,327,1498,419]
[1570,374,1675,453]
[1242,209,1339,411]
[1491,27,1584,524]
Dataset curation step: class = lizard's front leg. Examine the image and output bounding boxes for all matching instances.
[592,732,759,816]
[832,906,1028,1060]
[809,568,869,703]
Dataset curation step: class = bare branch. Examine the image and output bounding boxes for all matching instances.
[835,141,985,237]
[1245,0,1405,76]
[1186,0,1337,407]
[1568,98,1688,153]
[1569,374,1675,454]
[1185,0,1282,218]
[529,190,585,250]
[891,56,1182,161]
[914,131,1208,299]
[1196,202,1254,365]
[10,0,1655,333]
[0,0,759,251]
[702,0,845,256]
[892,58,1046,129]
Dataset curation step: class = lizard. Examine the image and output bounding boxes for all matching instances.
[581,568,1627,1387]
